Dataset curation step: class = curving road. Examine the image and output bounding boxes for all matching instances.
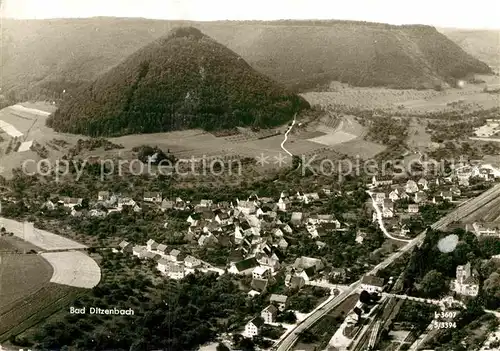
[281,114,297,157]
[367,191,411,242]
[274,183,500,351]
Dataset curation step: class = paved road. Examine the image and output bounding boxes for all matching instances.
[274,183,500,351]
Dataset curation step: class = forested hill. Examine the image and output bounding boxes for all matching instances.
[0,18,493,99]
[46,27,310,136]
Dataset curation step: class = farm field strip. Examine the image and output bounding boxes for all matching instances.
[41,251,101,288]
[9,104,52,117]
[0,218,87,251]
[0,120,23,137]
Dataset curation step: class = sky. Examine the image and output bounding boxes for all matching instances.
[1,0,499,29]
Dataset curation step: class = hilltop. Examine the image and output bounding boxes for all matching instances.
[0,18,493,97]
[46,27,309,136]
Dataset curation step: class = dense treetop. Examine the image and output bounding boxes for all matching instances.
[46,27,309,136]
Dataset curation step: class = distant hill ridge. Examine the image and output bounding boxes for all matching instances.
[0,18,493,97]
[46,26,310,136]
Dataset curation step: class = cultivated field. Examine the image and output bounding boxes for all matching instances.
[303,79,500,113]
[0,250,53,314]
[0,218,88,251]
[0,235,81,342]
[0,283,82,342]
[41,251,101,288]
[2,82,496,177]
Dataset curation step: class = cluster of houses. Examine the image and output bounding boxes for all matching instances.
[371,174,466,237]
[244,294,289,337]
[117,239,223,280]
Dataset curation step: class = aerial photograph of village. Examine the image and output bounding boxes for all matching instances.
[0,0,499,350]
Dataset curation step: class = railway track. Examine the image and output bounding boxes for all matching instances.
[274,183,500,351]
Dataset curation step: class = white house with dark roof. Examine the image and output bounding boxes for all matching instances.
[252,266,272,280]
[261,305,278,324]
[237,200,257,215]
[245,317,264,337]
[146,239,158,252]
[228,257,259,275]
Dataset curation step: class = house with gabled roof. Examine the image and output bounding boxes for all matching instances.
[270,294,288,311]
[132,245,146,258]
[405,180,419,194]
[228,257,259,275]
[245,317,264,337]
[277,197,290,211]
[276,238,289,251]
[98,191,110,201]
[251,278,269,293]
[298,266,316,282]
[237,200,257,215]
[118,240,133,253]
[167,249,185,262]
[414,191,428,204]
[290,276,305,290]
[215,212,230,225]
[184,255,202,269]
[418,178,429,190]
[382,199,394,218]
[388,190,399,202]
[291,212,304,225]
[261,305,278,324]
[146,239,158,251]
[156,243,168,255]
[441,191,453,202]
